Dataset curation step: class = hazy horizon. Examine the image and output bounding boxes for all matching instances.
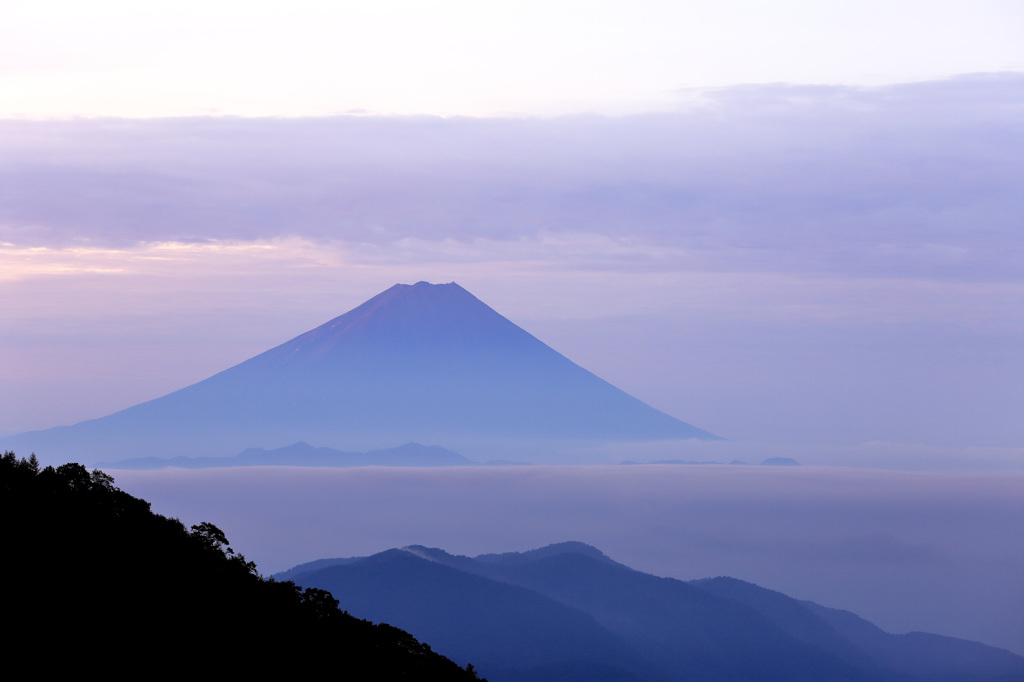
[110,463,1023,656]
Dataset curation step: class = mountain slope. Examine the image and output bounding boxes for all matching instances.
[0,453,481,678]
[282,542,1024,682]
[800,601,1024,682]
[292,548,648,682]
[432,549,876,682]
[5,282,718,465]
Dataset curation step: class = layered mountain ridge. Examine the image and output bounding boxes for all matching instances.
[280,541,1024,682]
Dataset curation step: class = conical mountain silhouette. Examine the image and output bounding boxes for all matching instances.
[6,282,718,464]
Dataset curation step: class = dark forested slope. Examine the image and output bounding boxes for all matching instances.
[1,452,481,679]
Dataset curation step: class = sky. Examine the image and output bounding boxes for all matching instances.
[2,2,1023,464]
[2,77,1022,467]
[3,0,1022,118]
[2,0,1023,655]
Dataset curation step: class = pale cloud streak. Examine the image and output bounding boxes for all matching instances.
[2,75,1020,285]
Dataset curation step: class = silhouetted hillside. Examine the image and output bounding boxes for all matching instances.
[1,452,482,679]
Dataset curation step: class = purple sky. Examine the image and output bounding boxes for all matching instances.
[4,3,1022,662]
[2,75,1022,469]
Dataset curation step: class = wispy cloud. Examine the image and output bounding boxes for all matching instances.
[2,75,1021,281]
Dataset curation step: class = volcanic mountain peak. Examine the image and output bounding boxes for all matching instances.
[297,281,491,343]
[4,281,720,464]
[250,281,541,369]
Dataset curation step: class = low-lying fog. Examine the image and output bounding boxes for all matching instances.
[113,463,1023,656]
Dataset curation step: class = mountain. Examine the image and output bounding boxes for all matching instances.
[288,548,647,681]
[5,281,718,464]
[281,542,1024,682]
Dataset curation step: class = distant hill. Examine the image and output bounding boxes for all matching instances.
[0,452,482,679]
[98,441,477,470]
[3,281,719,465]
[281,543,1024,682]
[760,457,800,466]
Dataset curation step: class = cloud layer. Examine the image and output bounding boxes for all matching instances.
[2,74,1022,281]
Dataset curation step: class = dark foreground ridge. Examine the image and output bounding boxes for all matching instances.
[4,281,719,465]
[1,452,482,679]
[281,543,1024,682]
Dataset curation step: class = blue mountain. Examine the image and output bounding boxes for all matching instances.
[5,282,718,464]
[281,542,1024,682]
